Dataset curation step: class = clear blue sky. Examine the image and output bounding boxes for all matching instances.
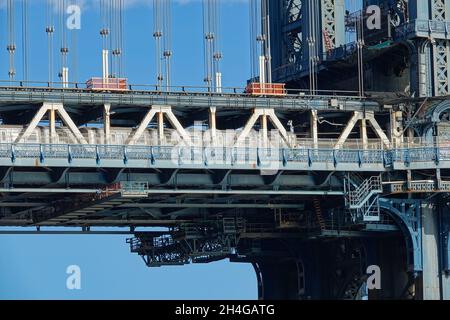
[0,0,256,300]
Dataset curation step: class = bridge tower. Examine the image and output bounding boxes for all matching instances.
[263,0,450,300]
[269,0,450,97]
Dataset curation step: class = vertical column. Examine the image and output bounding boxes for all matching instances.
[49,106,56,144]
[417,41,433,97]
[360,119,368,150]
[422,202,441,300]
[390,110,404,147]
[310,110,319,149]
[209,107,217,140]
[261,113,268,148]
[104,103,111,145]
[158,111,165,145]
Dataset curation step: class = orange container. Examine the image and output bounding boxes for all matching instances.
[87,78,128,91]
[245,83,287,96]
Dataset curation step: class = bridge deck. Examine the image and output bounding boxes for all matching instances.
[0,86,379,112]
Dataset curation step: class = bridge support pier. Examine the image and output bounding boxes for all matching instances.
[421,202,441,299]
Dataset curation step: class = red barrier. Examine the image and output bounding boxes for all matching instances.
[245,83,287,96]
[87,78,128,91]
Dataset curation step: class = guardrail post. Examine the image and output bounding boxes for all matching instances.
[435,146,440,166]
[150,146,155,165]
[282,149,287,167]
[68,145,72,164]
[308,149,312,167]
[11,144,15,163]
[123,146,128,165]
[333,149,338,168]
[203,147,208,167]
[96,145,100,165]
[39,145,44,164]
[404,149,410,167]
[256,147,260,167]
[358,150,362,168]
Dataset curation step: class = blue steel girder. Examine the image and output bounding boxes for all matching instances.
[379,198,423,273]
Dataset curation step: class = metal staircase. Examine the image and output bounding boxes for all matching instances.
[313,198,327,230]
[346,175,383,222]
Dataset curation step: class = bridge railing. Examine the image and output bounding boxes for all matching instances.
[1,142,450,169]
[0,79,364,99]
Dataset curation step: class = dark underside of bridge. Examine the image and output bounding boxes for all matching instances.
[0,165,426,299]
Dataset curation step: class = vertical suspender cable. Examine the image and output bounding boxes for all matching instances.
[119,0,124,78]
[100,0,110,81]
[111,0,123,78]
[153,0,172,91]
[71,0,79,85]
[59,0,69,87]
[163,0,173,91]
[46,0,55,85]
[21,0,29,82]
[109,0,114,78]
[249,0,254,80]
[261,0,272,84]
[153,0,163,89]
[356,8,365,97]
[203,0,211,89]
[7,0,16,81]
[203,0,222,92]
[308,0,314,94]
[213,0,223,92]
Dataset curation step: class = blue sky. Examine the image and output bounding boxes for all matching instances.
[0,0,256,300]
[0,0,251,88]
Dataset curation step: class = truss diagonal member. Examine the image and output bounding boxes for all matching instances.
[54,104,88,145]
[334,111,363,150]
[162,106,193,146]
[266,109,293,148]
[235,109,263,146]
[15,103,88,145]
[14,104,50,143]
[366,111,392,149]
[127,107,158,145]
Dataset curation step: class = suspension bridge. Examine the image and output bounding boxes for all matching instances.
[1,0,450,300]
